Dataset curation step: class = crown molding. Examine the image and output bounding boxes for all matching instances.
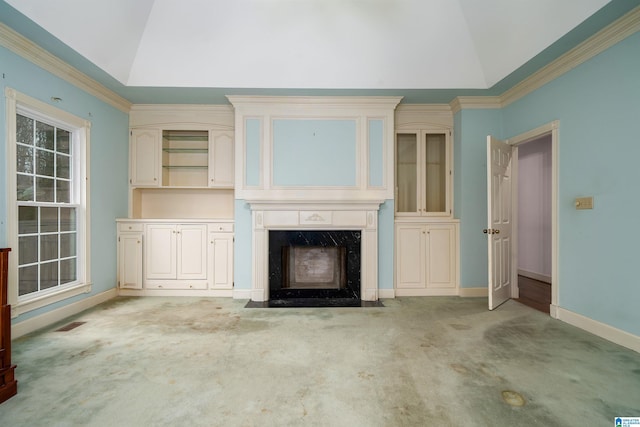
[227,95,403,110]
[452,5,640,112]
[449,96,502,114]
[130,104,234,113]
[502,4,640,107]
[0,22,131,113]
[396,104,452,114]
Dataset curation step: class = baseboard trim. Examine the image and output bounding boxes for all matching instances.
[378,289,395,299]
[518,269,551,284]
[118,289,233,297]
[233,289,252,300]
[12,288,118,338]
[395,288,458,297]
[459,287,488,297]
[556,307,640,353]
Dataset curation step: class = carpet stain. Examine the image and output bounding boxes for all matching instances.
[502,390,526,407]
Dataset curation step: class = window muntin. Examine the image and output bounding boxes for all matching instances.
[15,113,78,298]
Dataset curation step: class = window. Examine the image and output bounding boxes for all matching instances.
[16,114,77,296]
[6,88,90,314]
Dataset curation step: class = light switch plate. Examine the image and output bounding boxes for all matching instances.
[575,196,594,210]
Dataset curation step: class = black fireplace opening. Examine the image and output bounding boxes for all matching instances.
[268,230,361,306]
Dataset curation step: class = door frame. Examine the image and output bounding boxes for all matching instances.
[506,120,559,318]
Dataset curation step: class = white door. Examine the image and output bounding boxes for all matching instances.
[486,136,513,310]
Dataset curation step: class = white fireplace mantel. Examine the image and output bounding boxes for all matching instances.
[248,200,384,302]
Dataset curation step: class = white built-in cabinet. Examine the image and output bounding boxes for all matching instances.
[119,105,235,297]
[394,106,459,296]
[145,223,208,289]
[129,129,234,188]
[117,222,143,290]
[395,222,458,295]
[116,220,234,295]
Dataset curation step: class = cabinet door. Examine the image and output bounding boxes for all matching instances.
[425,224,456,289]
[209,233,234,289]
[395,131,451,217]
[177,224,208,280]
[396,133,419,215]
[395,225,426,289]
[145,224,177,279]
[130,129,160,186]
[118,233,143,289]
[208,131,234,188]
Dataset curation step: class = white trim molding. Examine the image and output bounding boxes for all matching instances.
[556,307,640,354]
[0,23,131,113]
[451,5,640,112]
[449,97,502,114]
[12,288,117,338]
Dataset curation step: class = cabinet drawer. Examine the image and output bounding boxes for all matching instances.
[118,222,144,232]
[209,223,233,232]
[145,280,208,290]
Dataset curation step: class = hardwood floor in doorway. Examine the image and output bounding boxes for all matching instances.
[516,275,551,314]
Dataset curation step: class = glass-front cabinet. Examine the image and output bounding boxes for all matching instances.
[395,130,451,217]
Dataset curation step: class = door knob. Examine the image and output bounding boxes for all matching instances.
[493,229,500,234]
[483,229,489,234]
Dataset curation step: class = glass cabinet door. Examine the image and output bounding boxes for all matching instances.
[395,131,450,217]
[424,133,447,213]
[396,133,418,213]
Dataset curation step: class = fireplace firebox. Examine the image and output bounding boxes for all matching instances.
[269,230,361,305]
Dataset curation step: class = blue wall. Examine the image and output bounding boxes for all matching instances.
[454,109,503,288]
[456,33,640,336]
[272,119,357,187]
[0,46,129,323]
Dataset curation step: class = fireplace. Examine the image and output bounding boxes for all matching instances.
[246,202,382,303]
[283,246,346,290]
[269,230,361,304]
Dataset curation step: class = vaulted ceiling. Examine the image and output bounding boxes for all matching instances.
[4,0,613,93]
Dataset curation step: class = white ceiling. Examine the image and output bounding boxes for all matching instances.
[6,0,611,89]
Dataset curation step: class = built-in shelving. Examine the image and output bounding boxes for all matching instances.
[162,130,209,186]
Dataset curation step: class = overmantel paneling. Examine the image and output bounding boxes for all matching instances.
[228,96,402,201]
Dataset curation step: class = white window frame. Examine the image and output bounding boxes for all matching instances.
[5,87,91,317]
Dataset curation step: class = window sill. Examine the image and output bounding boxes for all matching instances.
[12,282,92,318]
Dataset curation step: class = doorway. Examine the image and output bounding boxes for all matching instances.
[514,135,552,313]
[509,121,558,317]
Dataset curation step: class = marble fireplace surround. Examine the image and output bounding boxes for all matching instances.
[248,200,383,302]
